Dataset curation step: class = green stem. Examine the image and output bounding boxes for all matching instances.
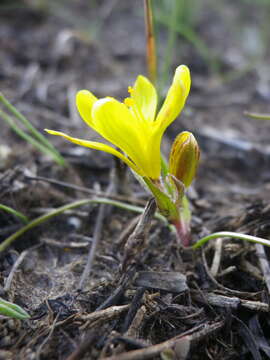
[0,204,29,224]
[0,109,64,166]
[192,231,270,249]
[160,153,169,178]
[244,111,270,120]
[0,197,166,253]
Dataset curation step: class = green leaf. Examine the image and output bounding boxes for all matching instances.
[143,177,179,220]
[0,298,30,320]
[245,111,270,120]
[0,204,29,224]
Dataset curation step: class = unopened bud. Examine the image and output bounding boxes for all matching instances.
[169,131,200,188]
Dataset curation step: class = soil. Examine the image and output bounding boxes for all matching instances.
[1,1,270,359]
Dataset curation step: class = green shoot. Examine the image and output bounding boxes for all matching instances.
[245,111,270,120]
[0,298,30,320]
[0,198,166,253]
[0,93,66,166]
[193,231,270,249]
[0,204,29,224]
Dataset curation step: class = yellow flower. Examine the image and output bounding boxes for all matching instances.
[45,65,191,179]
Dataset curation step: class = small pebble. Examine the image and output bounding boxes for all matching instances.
[7,319,15,330]
[67,216,81,230]
[1,335,11,346]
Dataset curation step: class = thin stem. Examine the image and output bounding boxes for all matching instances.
[144,0,157,85]
[0,204,29,224]
[244,111,270,120]
[0,109,65,166]
[173,217,191,247]
[78,183,114,289]
[25,175,146,205]
[193,231,270,250]
[160,154,169,178]
[0,198,166,253]
[4,249,29,292]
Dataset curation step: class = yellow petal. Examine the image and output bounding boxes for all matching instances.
[76,90,98,129]
[44,129,143,175]
[156,65,191,131]
[91,97,146,168]
[144,131,162,179]
[131,75,157,122]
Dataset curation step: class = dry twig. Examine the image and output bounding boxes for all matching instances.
[210,238,223,277]
[255,243,270,294]
[115,215,141,249]
[4,244,41,292]
[101,320,225,360]
[25,175,145,205]
[78,182,114,290]
[121,199,156,273]
[79,305,129,324]
[201,249,260,298]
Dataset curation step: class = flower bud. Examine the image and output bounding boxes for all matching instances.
[169,131,200,188]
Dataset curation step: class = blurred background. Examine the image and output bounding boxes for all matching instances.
[1,0,270,161]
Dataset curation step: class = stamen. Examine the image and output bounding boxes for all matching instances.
[124,97,134,107]
[128,86,134,94]
[125,93,145,123]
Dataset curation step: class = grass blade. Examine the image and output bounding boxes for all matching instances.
[0,197,166,253]
[0,298,30,320]
[193,231,270,249]
[0,108,65,166]
[0,93,66,166]
[0,204,29,224]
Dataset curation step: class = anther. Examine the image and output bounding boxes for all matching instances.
[124,97,134,107]
[128,86,134,94]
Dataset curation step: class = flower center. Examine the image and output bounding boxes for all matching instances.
[124,86,145,123]
[124,97,135,107]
